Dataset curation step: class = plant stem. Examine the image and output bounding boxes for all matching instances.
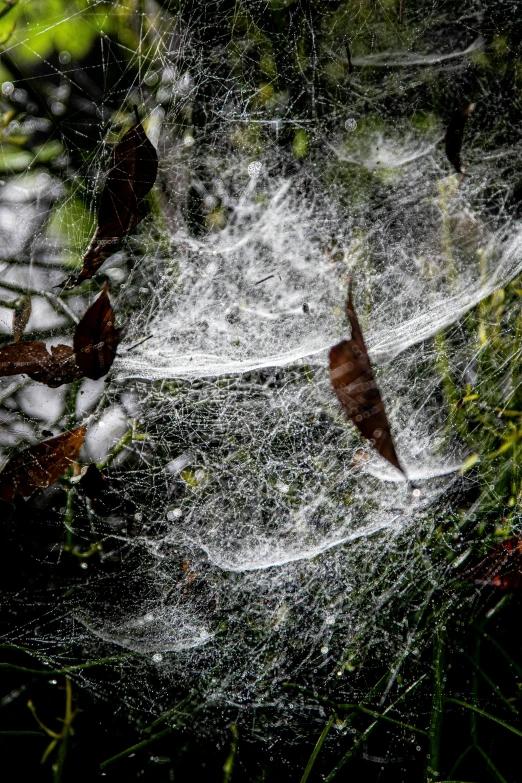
[462,651,518,715]
[480,631,522,678]
[144,692,195,732]
[51,678,73,783]
[300,712,335,783]
[356,705,428,736]
[0,730,45,736]
[447,744,474,780]
[100,726,176,769]
[475,745,509,783]
[324,675,426,781]
[0,655,132,675]
[428,629,445,782]
[97,426,134,470]
[470,637,479,745]
[222,723,239,783]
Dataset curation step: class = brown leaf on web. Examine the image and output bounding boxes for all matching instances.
[462,536,522,590]
[0,340,81,387]
[12,295,31,342]
[27,343,84,388]
[58,110,158,290]
[0,285,122,386]
[0,426,87,501]
[329,281,405,476]
[0,341,53,377]
[73,282,124,380]
[445,102,475,174]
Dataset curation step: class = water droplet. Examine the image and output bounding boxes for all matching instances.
[167,508,183,521]
[248,161,262,177]
[321,646,329,655]
[152,653,163,663]
[345,118,357,131]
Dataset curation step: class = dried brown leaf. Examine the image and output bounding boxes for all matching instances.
[0,286,122,386]
[73,282,123,380]
[0,341,51,376]
[59,113,158,289]
[0,425,87,501]
[329,282,405,476]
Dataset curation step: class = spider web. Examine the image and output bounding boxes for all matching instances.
[1,0,522,752]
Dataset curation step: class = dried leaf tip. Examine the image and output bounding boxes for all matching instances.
[329,282,405,477]
[445,102,475,174]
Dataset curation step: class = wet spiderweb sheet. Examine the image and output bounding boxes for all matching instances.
[2,0,522,748]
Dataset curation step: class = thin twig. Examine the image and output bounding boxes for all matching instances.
[124,334,153,353]
[0,279,81,323]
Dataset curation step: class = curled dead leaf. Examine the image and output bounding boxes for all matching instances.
[329,281,405,476]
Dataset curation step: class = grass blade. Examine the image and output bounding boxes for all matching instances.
[446,698,522,738]
[428,630,445,782]
[300,712,335,783]
[100,726,176,769]
[475,744,509,783]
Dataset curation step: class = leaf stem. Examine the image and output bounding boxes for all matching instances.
[462,651,518,715]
